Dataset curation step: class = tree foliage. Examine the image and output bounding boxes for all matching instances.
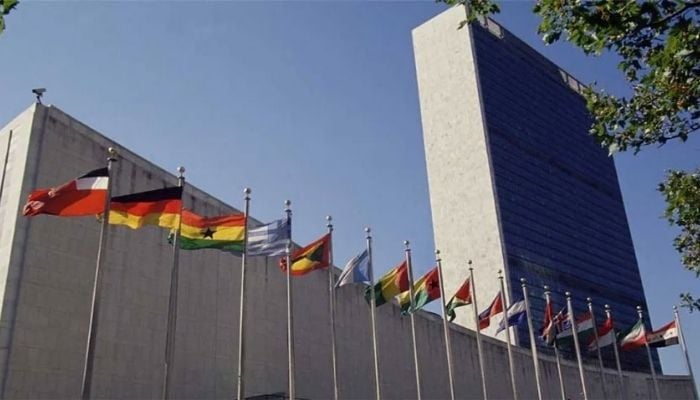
[0,0,19,34]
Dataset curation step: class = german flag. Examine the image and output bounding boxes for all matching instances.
[109,186,182,229]
[176,209,246,252]
[279,233,331,276]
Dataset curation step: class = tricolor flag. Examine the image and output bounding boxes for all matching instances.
[397,267,440,313]
[247,217,291,257]
[540,301,566,345]
[109,186,182,229]
[556,311,595,347]
[478,293,503,330]
[364,261,409,307]
[647,320,679,348]
[588,315,615,351]
[23,167,109,217]
[619,320,647,351]
[446,278,472,322]
[496,299,526,334]
[174,209,246,252]
[279,233,331,276]
[336,249,370,288]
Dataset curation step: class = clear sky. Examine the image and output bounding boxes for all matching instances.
[1,0,698,382]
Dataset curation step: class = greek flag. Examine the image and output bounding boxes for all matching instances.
[336,249,370,288]
[247,217,291,256]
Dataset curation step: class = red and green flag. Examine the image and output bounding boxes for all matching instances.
[446,277,472,321]
[619,320,647,351]
[364,261,409,307]
[279,233,331,276]
[174,209,246,252]
[397,267,441,313]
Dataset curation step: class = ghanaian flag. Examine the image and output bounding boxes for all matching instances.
[176,209,246,252]
[279,233,331,276]
[109,186,182,229]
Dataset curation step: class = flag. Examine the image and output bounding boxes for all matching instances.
[478,293,503,330]
[446,278,472,322]
[23,167,109,217]
[556,312,595,347]
[619,320,646,351]
[646,320,679,348]
[247,217,291,257]
[496,299,526,334]
[336,249,370,288]
[588,315,615,351]
[279,233,331,276]
[174,209,246,252]
[109,186,182,229]
[397,267,440,313]
[364,261,409,307]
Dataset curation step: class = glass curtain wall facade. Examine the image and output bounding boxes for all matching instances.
[471,21,660,373]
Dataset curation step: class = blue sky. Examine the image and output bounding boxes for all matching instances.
[1,0,698,382]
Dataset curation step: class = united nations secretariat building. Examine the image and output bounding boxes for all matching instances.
[0,5,696,400]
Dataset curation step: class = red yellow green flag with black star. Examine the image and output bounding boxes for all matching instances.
[397,267,441,313]
[279,233,331,276]
[175,209,246,252]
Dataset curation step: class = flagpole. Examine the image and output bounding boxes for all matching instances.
[326,216,339,400]
[673,305,698,399]
[80,147,118,400]
[498,270,518,400]
[605,304,626,400]
[468,261,488,400]
[544,286,566,400]
[236,188,252,400]
[566,291,588,400]
[403,241,422,400]
[285,200,295,400]
[435,250,456,400]
[587,298,608,400]
[163,166,186,400]
[365,228,382,400]
[638,306,660,400]
[520,278,543,400]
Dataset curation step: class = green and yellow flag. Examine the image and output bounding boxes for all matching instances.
[398,267,441,313]
[174,209,246,252]
[364,260,409,307]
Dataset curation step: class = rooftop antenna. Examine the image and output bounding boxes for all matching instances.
[32,88,46,104]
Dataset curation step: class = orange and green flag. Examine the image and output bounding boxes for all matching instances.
[364,260,409,307]
[446,277,472,321]
[174,209,246,252]
[398,267,441,313]
[109,186,182,229]
[279,233,331,276]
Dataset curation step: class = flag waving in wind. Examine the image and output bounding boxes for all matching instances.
[397,267,441,313]
[588,314,615,351]
[247,217,291,257]
[109,186,183,229]
[364,261,409,307]
[336,249,370,288]
[23,167,109,217]
[647,320,679,348]
[478,293,503,330]
[497,299,527,334]
[446,278,472,322]
[279,233,331,276]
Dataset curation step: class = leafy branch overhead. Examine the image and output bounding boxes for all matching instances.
[0,0,19,34]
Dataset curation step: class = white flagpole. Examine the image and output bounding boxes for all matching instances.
[285,200,295,400]
[520,278,543,400]
[605,304,626,400]
[544,286,566,400]
[163,166,186,400]
[365,228,382,400]
[498,270,518,400]
[236,188,251,400]
[326,216,339,400]
[80,148,118,400]
[566,291,588,400]
[468,261,488,400]
[638,306,660,400]
[403,241,422,400]
[435,250,455,400]
[587,298,608,399]
[674,305,698,399]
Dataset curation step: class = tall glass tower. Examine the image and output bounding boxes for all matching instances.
[413,5,659,373]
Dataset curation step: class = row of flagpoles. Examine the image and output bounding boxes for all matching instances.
[21,149,697,400]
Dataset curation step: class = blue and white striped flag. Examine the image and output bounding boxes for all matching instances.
[247,217,291,256]
[336,249,370,288]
